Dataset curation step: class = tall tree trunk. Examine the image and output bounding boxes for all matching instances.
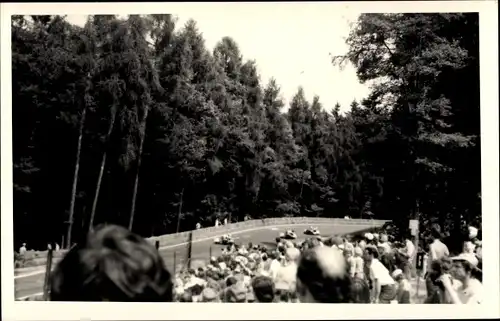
[65,107,87,248]
[176,187,185,233]
[128,106,150,231]
[88,107,117,233]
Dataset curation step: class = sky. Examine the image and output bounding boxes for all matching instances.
[65,6,371,113]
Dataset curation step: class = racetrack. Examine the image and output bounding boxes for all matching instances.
[14,221,381,300]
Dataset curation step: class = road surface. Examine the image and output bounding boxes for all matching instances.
[15,222,380,300]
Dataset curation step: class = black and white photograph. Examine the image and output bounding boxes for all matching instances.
[1,1,499,320]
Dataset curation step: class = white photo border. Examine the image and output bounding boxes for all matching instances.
[1,1,498,320]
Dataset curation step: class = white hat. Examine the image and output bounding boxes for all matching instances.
[364,233,374,241]
[468,226,478,239]
[451,253,479,268]
[373,233,379,239]
[391,269,403,279]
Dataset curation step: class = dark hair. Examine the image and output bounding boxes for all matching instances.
[50,224,173,302]
[364,246,379,259]
[457,259,482,281]
[226,276,237,287]
[296,248,352,303]
[275,289,290,302]
[350,277,370,303]
[430,224,442,240]
[251,275,275,302]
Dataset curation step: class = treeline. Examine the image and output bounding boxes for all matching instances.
[11,13,480,249]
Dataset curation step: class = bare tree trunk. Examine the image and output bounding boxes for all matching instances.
[176,187,184,233]
[128,106,150,231]
[65,107,87,249]
[88,107,117,233]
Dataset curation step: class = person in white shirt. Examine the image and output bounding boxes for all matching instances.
[274,247,300,293]
[439,254,482,304]
[377,234,391,254]
[351,246,365,279]
[215,219,220,227]
[403,235,416,279]
[268,252,282,280]
[392,269,411,304]
[19,243,27,255]
[364,246,397,303]
[425,225,450,298]
[224,218,228,225]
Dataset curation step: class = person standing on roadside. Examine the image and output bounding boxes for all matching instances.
[19,243,27,255]
[364,246,397,304]
[404,234,416,279]
[425,224,450,299]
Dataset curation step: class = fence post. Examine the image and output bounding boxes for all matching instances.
[155,240,159,250]
[173,251,177,275]
[209,245,212,260]
[43,248,53,300]
[187,231,193,269]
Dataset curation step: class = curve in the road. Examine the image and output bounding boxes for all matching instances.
[15,221,381,300]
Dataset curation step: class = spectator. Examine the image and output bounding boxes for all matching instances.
[274,247,300,293]
[251,275,275,302]
[403,234,416,278]
[296,246,352,303]
[201,287,219,302]
[350,274,371,303]
[268,252,281,280]
[377,243,395,272]
[425,225,450,298]
[378,234,391,253]
[392,269,411,304]
[440,254,483,304]
[424,257,454,304]
[19,243,27,255]
[474,240,482,269]
[364,233,374,247]
[364,246,397,304]
[225,282,247,303]
[180,291,193,302]
[351,246,365,279]
[50,224,173,302]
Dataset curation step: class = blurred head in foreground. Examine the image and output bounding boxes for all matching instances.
[296,246,352,303]
[251,275,275,302]
[50,224,173,302]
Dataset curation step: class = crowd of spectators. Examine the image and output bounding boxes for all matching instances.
[40,222,483,304]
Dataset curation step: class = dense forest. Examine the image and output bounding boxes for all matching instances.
[11,13,480,250]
